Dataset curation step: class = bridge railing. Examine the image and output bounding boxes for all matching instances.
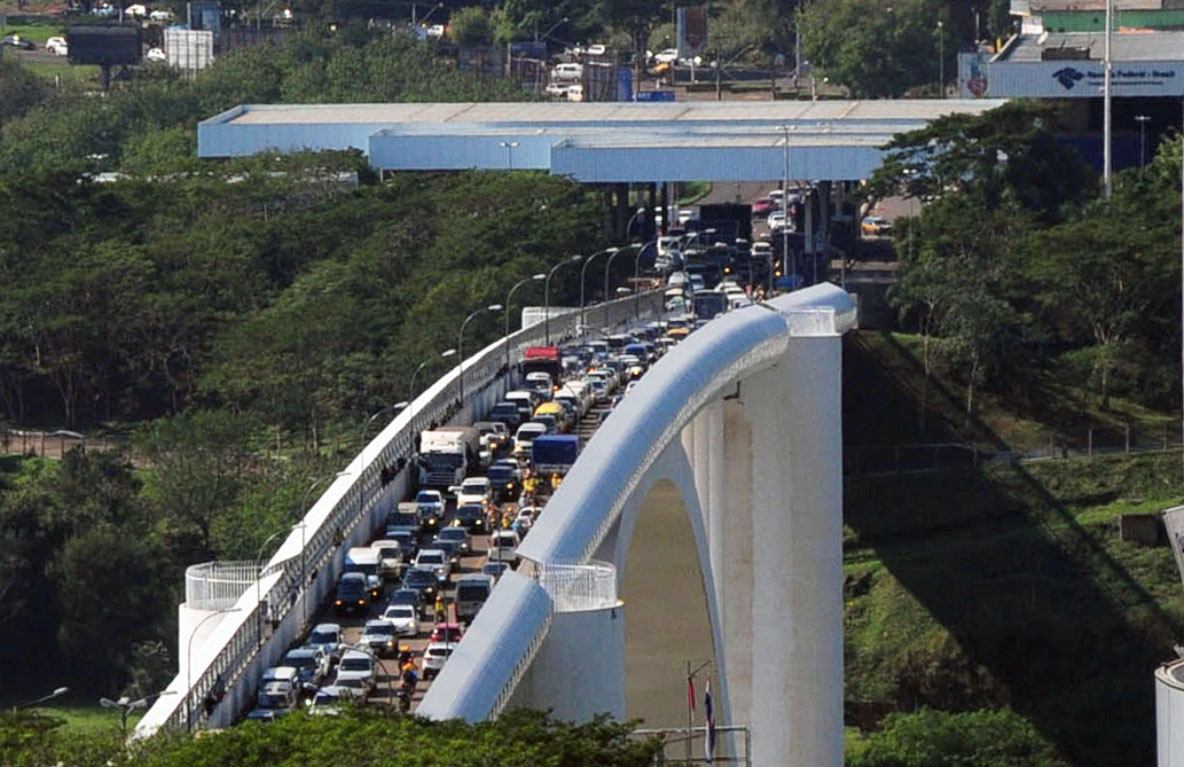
[136,292,659,736]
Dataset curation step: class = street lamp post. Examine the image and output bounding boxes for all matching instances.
[780,124,793,287]
[633,241,655,319]
[1136,114,1151,167]
[505,274,546,373]
[410,349,457,402]
[458,304,504,405]
[605,245,637,319]
[936,20,944,98]
[499,140,519,170]
[186,607,241,731]
[12,687,68,712]
[1103,0,1114,199]
[580,248,618,329]
[100,690,174,739]
[544,255,583,346]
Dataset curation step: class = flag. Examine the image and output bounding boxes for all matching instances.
[704,679,716,763]
[686,675,696,713]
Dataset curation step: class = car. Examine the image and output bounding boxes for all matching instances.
[454,573,494,623]
[145,46,167,62]
[551,62,583,82]
[1,35,35,50]
[861,215,893,236]
[369,539,404,581]
[652,48,679,64]
[414,548,452,583]
[245,707,289,721]
[305,623,344,665]
[414,489,445,528]
[422,642,455,680]
[436,525,471,556]
[514,422,547,456]
[386,530,419,562]
[257,666,300,711]
[489,401,523,429]
[488,529,520,567]
[388,587,429,620]
[95,3,119,15]
[381,603,421,636]
[454,502,488,533]
[425,23,445,38]
[513,506,540,533]
[402,565,440,600]
[474,421,509,456]
[481,560,511,579]
[486,459,520,503]
[359,618,399,657]
[45,36,68,56]
[767,211,789,231]
[429,538,464,568]
[544,82,572,98]
[429,621,464,644]
[452,476,491,507]
[751,197,774,216]
[585,43,607,56]
[148,8,173,20]
[307,685,347,716]
[566,84,585,102]
[124,3,147,15]
[334,649,376,698]
[333,572,370,615]
[283,647,330,689]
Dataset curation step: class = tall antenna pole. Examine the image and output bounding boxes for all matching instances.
[1103,0,1113,199]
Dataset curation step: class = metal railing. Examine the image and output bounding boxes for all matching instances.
[536,560,618,612]
[185,562,262,611]
[138,291,659,735]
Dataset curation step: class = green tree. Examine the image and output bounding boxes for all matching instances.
[449,6,494,47]
[851,708,1067,767]
[0,61,46,127]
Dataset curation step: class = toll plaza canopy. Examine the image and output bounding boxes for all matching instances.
[198,99,1007,182]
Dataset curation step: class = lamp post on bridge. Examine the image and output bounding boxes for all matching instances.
[605,244,640,323]
[458,304,504,405]
[544,255,582,346]
[186,607,240,731]
[580,248,618,332]
[633,241,655,320]
[505,273,546,374]
[410,348,457,403]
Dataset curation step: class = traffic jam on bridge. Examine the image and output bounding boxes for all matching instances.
[239,235,764,723]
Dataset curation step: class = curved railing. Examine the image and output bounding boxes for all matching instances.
[536,561,618,612]
[136,292,660,736]
[185,562,262,611]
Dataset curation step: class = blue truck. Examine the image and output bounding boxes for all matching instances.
[530,434,581,476]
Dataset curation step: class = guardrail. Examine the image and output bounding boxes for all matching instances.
[536,561,618,612]
[185,562,262,611]
[136,292,659,735]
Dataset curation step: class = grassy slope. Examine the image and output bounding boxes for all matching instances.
[841,331,1184,766]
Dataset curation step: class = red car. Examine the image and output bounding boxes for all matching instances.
[430,622,464,644]
[751,197,774,216]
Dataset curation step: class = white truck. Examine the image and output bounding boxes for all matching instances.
[417,426,479,488]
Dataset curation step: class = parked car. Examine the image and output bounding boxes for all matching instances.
[652,48,679,64]
[381,603,421,637]
[45,36,68,56]
[422,642,455,680]
[544,82,572,98]
[551,62,583,82]
[1,35,35,50]
[145,46,167,62]
[359,619,399,658]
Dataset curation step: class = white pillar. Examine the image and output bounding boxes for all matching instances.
[720,398,754,734]
[744,332,843,767]
[704,401,726,610]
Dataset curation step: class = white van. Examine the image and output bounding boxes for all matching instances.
[257,666,300,710]
[551,62,583,82]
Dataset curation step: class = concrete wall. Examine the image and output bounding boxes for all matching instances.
[1158,660,1184,766]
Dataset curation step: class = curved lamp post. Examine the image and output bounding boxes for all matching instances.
[186,607,240,731]
[605,243,642,321]
[458,304,503,405]
[12,687,68,712]
[633,240,656,319]
[544,255,583,346]
[505,273,546,373]
[410,348,457,403]
[580,248,618,329]
[100,690,174,738]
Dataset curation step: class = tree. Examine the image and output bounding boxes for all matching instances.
[850,708,1067,767]
[449,7,494,47]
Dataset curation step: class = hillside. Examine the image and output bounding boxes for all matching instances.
[841,330,1184,766]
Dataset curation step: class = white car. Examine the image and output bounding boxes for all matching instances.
[381,603,420,637]
[551,62,583,82]
[145,46,167,62]
[544,82,571,98]
[334,649,376,697]
[653,48,679,64]
[45,36,68,56]
[488,529,520,566]
[414,548,451,582]
[585,43,607,56]
[422,642,455,680]
[767,211,789,231]
[124,3,147,15]
[513,422,547,456]
[425,23,445,38]
[148,8,173,20]
[566,84,584,102]
[452,476,491,507]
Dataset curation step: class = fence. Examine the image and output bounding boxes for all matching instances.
[1,429,132,462]
[137,291,661,735]
[185,562,261,611]
[536,560,617,612]
[632,724,751,766]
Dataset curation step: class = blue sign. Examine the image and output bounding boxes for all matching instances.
[509,41,547,60]
[635,90,676,102]
[775,274,804,290]
[617,67,633,102]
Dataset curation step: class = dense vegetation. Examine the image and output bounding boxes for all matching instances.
[0,708,663,767]
[0,27,618,703]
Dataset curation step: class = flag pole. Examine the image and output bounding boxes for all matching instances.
[686,660,693,767]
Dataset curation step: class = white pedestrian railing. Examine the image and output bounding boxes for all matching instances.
[536,560,618,612]
[185,562,261,611]
[137,291,660,735]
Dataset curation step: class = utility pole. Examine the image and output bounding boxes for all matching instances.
[937,20,945,98]
[1103,0,1113,199]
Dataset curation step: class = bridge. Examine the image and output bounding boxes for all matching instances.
[136,281,854,766]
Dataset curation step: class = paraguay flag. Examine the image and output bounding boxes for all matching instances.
[704,679,716,763]
[687,675,696,713]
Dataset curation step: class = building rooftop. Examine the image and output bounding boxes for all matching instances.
[998,29,1184,61]
[1014,0,1164,12]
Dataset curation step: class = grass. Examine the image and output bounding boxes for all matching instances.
[17,58,99,82]
[674,181,711,205]
[48,705,140,735]
[0,19,65,44]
